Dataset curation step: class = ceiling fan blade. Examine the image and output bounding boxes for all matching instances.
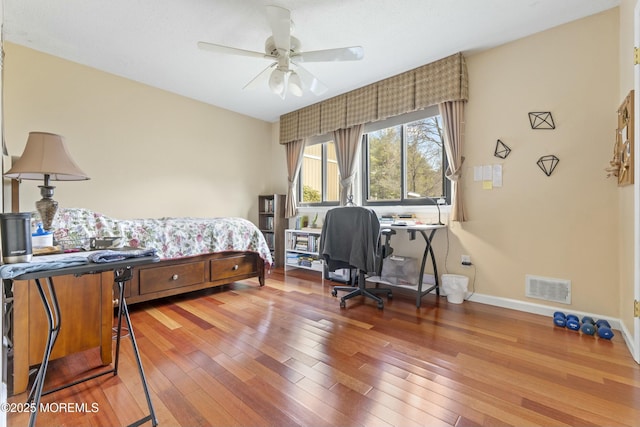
[294,46,364,63]
[293,63,328,96]
[243,62,278,90]
[197,41,268,59]
[266,5,291,53]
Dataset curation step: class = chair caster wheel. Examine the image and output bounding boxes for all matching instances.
[340,300,346,308]
[377,302,384,309]
[331,289,337,297]
[387,292,393,299]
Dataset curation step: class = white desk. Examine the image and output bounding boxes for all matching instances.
[377,223,446,308]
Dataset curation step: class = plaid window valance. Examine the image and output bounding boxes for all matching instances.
[279,52,468,144]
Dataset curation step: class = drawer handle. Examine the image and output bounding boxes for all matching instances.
[232,264,239,270]
[172,274,179,280]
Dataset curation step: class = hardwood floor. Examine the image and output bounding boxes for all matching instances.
[8,267,640,426]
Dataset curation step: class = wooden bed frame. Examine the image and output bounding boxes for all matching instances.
[10,250,266,395]
[124,250,266,304]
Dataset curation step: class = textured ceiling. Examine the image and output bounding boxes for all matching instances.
[3,0,620,122]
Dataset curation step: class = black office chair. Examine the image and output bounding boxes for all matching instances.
[320,206,392,309]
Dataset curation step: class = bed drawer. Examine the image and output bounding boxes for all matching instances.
[139,261,206,294]
[210,255,256,281]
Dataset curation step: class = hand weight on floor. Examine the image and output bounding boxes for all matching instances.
[581,316,595,325]
[580,322,596,335]
[566,315,581,331]
[579,316,596,335]
[553,311,567,327]
[553,313,613,339]
[593,319,614,339]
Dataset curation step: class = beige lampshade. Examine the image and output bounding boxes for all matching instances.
[4,132,89,181]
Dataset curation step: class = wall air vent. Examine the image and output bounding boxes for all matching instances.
[525,275,571,304]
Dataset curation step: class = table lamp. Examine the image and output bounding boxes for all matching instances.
[407,192,444,225]
[4,132,89,231]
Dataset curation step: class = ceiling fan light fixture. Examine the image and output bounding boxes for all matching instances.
[269,68,286,97]
[198,5,364,99]
[288,71,303,97]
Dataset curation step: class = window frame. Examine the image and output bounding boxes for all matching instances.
[362,107,450,207]
[297,106,450,208]
[297,137,341,207]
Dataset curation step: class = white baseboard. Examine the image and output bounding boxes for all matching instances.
[463,292,636,361]
[617,321,638,362]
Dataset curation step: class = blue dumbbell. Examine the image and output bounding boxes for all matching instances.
[580,322,596,335]
[594,320,614,340]
[566,314,581,331]
[582,316,595,325]
[597,326,614,340]
[553,311,566,327]
[580,316,596,335]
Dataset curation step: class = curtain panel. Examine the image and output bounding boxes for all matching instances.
[279,52,468,144]
[332,124,364,206]
[439,100,466,222]
[285,139,306,218]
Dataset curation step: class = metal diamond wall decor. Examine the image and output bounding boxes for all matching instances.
[529,112,555,129]
[537,155,559,176]
[494,139,511,159]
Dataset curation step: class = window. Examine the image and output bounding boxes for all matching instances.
[363,111,448,205]
[299,142,340,205]
[298,108,448,207]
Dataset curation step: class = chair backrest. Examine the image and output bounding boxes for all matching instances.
[319,207,380,274]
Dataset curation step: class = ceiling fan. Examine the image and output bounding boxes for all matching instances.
[197,5,364,99]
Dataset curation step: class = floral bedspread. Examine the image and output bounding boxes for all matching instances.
[50,208,273,265]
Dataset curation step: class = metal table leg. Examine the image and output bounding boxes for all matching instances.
[27,277,60,427]
[113,267,158,427]
[26,268,158,427]
[414,229,439,308]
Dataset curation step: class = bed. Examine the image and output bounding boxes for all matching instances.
[49,207,273,304]
[10,207,273,394]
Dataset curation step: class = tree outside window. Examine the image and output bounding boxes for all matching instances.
[365,115,446,204]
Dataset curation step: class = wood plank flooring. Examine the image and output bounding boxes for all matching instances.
[8,268,640,426]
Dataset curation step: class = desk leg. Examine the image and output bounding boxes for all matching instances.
[25,271,157,427]
[27,277,60,427]
[415,229,439,308]
[114,272,158,427]
[427,231,440,297]
[416,238,429,308]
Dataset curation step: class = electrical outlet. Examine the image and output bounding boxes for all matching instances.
[461,255,472,266]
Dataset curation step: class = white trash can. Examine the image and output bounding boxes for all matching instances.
[441,274,469,304]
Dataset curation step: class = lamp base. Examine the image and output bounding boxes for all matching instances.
[36,185,58,231]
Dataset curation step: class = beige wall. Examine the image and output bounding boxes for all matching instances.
[617,0,637,345]
[3,42,279,222]
[457,9,620,315]
[383,9,622,318]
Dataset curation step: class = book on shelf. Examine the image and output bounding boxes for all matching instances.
[262,198,274,213]
[264,233,274,249]
[296,254,317,267]
[262,216,273,230]
[286,230,322,252]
